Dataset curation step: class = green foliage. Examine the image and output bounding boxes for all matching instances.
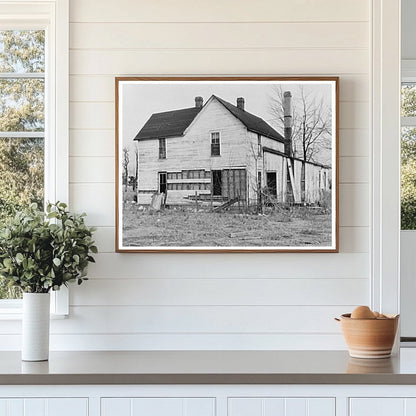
[0,202,97,294]
[401,81,416,229]
[0,30,46,297]
[401,85,416,229]
[402,158,416,230]
[0,30,45,73]
[402,84,416,117]
[0,138,44,223]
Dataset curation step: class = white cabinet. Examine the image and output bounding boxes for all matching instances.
[0,398,88,416]
[349,398,416,416]
[228,397,335,416]
[101,398,215,416]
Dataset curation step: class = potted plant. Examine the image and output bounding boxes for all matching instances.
[0,202,97,361]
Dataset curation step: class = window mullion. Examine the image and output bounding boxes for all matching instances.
[401,117,416,127]
[0,72,44,79]
[0,132,44,138]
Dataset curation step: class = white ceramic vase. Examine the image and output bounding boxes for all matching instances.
[22,292,50,361]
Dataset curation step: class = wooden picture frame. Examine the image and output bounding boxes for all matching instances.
[115,77,339,253]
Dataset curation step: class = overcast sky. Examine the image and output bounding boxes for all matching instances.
[119,80,334,171]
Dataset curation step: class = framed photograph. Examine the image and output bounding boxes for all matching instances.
[116,77,338,252]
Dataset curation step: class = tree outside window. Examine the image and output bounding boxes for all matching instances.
[0,30,45,299]
[401,84,416,230]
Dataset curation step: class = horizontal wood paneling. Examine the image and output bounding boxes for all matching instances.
[339,129,369,157]
[69,183,114,226]
[339,227,369,253]
[0,333,347,350]
[59,0,372,351]
[56,305,352,334]
[69,0,369,23]
[339,156,369,183]
[69,157,114,183]
[339,184,369,227]
[69,74,369,103]
[0,305,354,335]
[69,129,114,157]
[70,49,368,75]
[70,103,113,129]
[86,253,369,279]
[70,22,368,50]
[70,277,368,306]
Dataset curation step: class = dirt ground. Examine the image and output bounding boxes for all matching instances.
[122,203,332,248]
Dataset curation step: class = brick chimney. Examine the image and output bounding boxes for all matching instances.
[283,91,293,157]
[236,97,245,110]
[195,96,203,108]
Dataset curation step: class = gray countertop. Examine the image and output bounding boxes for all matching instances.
[2,349,416,385]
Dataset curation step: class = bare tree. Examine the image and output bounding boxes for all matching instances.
[122,147,130,192]
[269,85,332,164]
[134,144,139,194]
[269,85,332,202]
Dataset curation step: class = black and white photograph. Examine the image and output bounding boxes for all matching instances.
[116,77,338,252]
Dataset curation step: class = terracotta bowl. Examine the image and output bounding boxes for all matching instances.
[337,313,399,359]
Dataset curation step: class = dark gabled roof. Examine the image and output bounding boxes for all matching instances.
[134,107,202,141]
[133,95,285,143]
[213,96,285,143]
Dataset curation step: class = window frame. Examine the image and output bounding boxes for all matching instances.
[401,63,416,228]
[210,131,221,157]
[158,137,166,159]
[0,0,69,317]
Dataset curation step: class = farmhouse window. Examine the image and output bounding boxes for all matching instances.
[159,138,166,159]
[211,132,221,156]
[0,0,69,314]
[257,133,262,156]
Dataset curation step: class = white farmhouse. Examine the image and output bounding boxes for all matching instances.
[134,94,331,207]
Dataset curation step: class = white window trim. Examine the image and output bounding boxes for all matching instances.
[401,62,416,131]
[371,0,401,321]
[0,0,69,317]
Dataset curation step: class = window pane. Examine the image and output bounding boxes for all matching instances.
[0,31,45,301]
[0,137,44,299]
[401,127,416,230]
[0,137,44,216]
[402,83,416,117]
[0,78,44,131]
[0,30,45,73]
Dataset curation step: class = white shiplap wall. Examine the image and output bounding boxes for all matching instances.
[58,0,371,350]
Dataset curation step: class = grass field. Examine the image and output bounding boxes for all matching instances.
[122,204,332,247]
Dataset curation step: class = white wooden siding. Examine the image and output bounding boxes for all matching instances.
[0,0,372,350]
[137,98,250,204]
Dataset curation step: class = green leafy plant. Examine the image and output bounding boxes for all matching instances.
[0,202,97,293]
